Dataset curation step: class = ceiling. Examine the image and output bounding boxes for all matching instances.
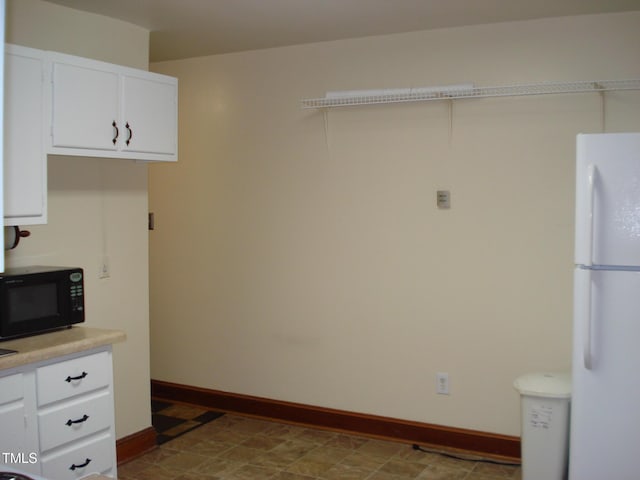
[44,0,640,62]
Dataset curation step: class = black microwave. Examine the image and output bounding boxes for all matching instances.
[0,266,85,340]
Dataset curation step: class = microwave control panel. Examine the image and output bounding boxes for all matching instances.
[70,284,84,311]
[69,270,84,314]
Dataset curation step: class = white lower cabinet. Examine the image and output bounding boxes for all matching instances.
[0,372,39,475]
[0,347,118,479]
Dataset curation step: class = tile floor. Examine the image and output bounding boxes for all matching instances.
[118,403,521,480]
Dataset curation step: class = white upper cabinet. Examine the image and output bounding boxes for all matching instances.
[4,44,47,226]
[48,52,177,162]
[3,44,178,227]
[51,62,119,152]
[121,74,177,156]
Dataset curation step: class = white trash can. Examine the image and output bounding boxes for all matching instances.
[513,372,572,480]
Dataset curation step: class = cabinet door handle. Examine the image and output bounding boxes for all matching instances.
[69,458,92,471]
[112,121,119,145]
[125,122,133,146]
[66,414,89,426]
[65,371,88,382]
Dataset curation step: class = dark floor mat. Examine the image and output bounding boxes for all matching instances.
[151,401,225,445]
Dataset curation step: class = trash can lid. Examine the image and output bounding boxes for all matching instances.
[513,372,572,398]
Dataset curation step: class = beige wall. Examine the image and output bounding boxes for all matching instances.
[5,0,152,439]
[149,11,640,437]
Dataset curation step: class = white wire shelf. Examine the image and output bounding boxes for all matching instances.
[300,79,640,109]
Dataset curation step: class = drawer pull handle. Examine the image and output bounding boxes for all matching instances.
[66,414,89,426]
[65,371,88,382]
[125,122,133,146]
[69,458,92,471]
[112,120,119,145]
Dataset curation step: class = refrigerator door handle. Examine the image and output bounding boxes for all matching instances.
[583,267,593,370]
[585,164,597,267]
[580,164,597,369]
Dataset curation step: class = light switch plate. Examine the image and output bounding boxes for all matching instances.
[437,190,451,209]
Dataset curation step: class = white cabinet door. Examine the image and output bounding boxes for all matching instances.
[51,62,119,151]
[0,371,39,476]
[0,373,28,456]
[122,74,177,156]
[4,45,47,225]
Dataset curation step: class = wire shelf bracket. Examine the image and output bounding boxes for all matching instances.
[300,79,640,109]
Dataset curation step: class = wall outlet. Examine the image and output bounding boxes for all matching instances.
[436,372,450,395]
[99,254,110,279]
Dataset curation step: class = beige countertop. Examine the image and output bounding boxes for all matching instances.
[0,326,126,370]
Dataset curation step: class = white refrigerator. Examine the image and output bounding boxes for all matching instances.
[570,132,640,480]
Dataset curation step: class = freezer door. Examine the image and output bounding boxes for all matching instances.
[575,133,640,268]
[570,268,640,479]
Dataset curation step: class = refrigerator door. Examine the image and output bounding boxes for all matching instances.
[575,133,640,268]
[570,268,640,479]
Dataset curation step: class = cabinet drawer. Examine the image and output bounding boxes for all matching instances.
[0,373,23,404]
[38,392,112,452]
[36,351,111,406]
[41,434,114,480]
